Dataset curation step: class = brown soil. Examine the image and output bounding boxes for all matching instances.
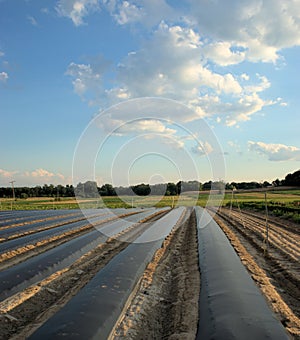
[111,208,200,340]
[211,207,300,339]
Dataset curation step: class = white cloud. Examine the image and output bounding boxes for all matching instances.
[100,1,300,64]
[143,133,185,149]
[192,141,213,156]
[114,23,243,109]
[65,61,105,102]
[56,0,100,26]
[99,118,176,136]
[0,169,18,179]
[41,7,50,14]
[189,0,300,63]
[113,1,144,25]
[202,41,246,66]
[27,15,38,26]
[245,74,270,93]
[0,168,68,186]
[30,168,56,178]
[24,169,66,182]
[102,0,176,27]
[248,141,300,161]
[241,73,250,81]
[0,71,8,82]
[66,21,275,126]
[0,51,4,57]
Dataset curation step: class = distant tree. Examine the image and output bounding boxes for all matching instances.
[149,183,167,195]
[83,181,98,197]
[180,181,201,192]
[202,181,212,190]
[176,181,182,195]
[272,179,281,186]
[283,170,300,186]
[99,184,116,196]
[131,183,151,196]
[166,182,178,195]
[262,181,271,187]
[211,181,225,193]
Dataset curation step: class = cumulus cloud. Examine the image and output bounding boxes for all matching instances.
[189,0,300,63]
[66,21,275,126]
[248,141,300,161]
[0,71,8,82]
[113,1,144,25]
[24,169,65,182]
[56,0,99,26]
[101,0,300,64]
[192,141,213,156]
[30,168,56,178]
[202,41,246,66]
[61,1,298,128]
[65,58,109,103]
[1,168,67,186]
[98,117,176,136]
[102,0,176,27]
[114,23,244,112]
[0,169,18,179]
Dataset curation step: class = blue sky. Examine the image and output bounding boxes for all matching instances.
[0,0,300,187]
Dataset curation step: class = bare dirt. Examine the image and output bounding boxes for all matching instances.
[111,209,200,340]
[212,207,300,339]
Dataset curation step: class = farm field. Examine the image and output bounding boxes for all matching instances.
[1,188,300,212]
[0,206,299,339]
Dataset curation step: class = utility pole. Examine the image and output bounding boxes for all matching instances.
[9,180,16,200]
[263,191,269,255]
[9,180,16,211]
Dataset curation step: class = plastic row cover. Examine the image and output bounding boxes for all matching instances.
[29,207,186,339]
[195,207,289,340]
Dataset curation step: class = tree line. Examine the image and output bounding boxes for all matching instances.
[0,169,299,198]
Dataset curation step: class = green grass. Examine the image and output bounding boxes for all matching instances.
[1,188,300,225]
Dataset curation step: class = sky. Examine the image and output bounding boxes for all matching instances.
[0,0,300,187]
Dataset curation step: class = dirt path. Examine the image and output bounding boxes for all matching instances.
[212,208,300,339]
[111,209,200,339]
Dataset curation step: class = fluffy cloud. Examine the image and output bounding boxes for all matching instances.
[0,168,67,186]
[98,117,176,136]
[192,141,213,156]
[113,1,144,25]
[102,0,176,27]
[0,71,8,82]
[56,0,99,26]
[248,141,300,161]
[115,23,245,113]
[101,0,300,64]
[65,60,107,103]
[30,168,56,178]
[66,21,274,126]
[188,0,300,63]
[202,41,246,66]
[0,169,18,179]
[60,2,298,129]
